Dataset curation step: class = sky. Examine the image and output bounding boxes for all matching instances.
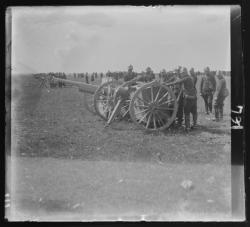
[11,6,231,74]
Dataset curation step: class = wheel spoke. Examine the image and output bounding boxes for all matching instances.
[158,99,175,106]
[154,86,162,102]
[121,109,129,117]
[157,91,169,104]
[151,86,154,102]
[138,112,149,124]
[134,109,149,116]
[152,113,157,129]
[155,111,165,127]
[136,95,150,105]
[146,113,152,129]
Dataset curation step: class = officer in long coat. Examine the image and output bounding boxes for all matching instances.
[213,71,229,121]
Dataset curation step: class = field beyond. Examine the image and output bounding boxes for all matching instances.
[7,74,231,221]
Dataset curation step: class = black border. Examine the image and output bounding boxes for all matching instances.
[1,0,248,226]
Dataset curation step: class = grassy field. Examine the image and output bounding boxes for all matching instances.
[11,74,231,162]
[7,74,232,221]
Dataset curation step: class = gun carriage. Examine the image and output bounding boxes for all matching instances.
[51,74,186,131]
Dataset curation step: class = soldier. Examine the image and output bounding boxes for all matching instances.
[200,67,216,114]
[86,74,89,84]
[91,73,95,82]
[172,70,184,128]
[189,67,197,87]
[213,71,229,121]
[124,65,136,82]
[62,73,66,87]
[180,68,198,131]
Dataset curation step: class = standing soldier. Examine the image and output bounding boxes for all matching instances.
[213,71,229,121]
[91,73,95,82]
[180,68,198,131]
[189,67,197,87]
[173,69,184,128]
[200,67,216,114]
[86,73,89,84]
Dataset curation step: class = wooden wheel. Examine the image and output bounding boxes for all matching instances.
[129,81,178,131]
[83,93,96,115]
[114,80,144,120]
[94,81,122,120]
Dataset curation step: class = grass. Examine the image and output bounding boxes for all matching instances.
[11,74,231,164]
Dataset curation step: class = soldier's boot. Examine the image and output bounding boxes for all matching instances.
[209,102,213,114]
[185,115,191,132]
[191,114,198,129]
[219,107,223,120]
[213,107,220,121]
[205,104,209,115]
[176,118,183,128]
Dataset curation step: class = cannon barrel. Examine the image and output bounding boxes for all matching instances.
[52,77,98,94]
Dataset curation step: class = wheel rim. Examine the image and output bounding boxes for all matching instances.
[94,81,122,120]
[129,81,177,131]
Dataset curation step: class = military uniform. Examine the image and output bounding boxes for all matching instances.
[175,83,184,127]
[213,74,228,121]
[182,76,197,130]
[170,72,183,127]
[200,73,216,114]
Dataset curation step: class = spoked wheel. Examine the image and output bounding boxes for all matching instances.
[83,93,96,115]
[94,81,122,120]
[129,81,178,131]
[115,80,144,120]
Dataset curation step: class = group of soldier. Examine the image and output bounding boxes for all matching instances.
[171,66,229,131]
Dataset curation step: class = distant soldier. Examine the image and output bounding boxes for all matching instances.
[189,68,197,87]
[58,73,63,88]
[200,67,216,114]
[180,68,198,131]
[62,73,66,87]
[124,65,136,82]
[86,74,89,84]
[213,71,229,121]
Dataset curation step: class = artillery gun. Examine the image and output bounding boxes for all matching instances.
[52,73,186,131]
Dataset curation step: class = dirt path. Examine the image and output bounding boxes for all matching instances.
[7,156,231,221]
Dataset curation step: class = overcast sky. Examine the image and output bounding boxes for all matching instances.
[11,6,230,74]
